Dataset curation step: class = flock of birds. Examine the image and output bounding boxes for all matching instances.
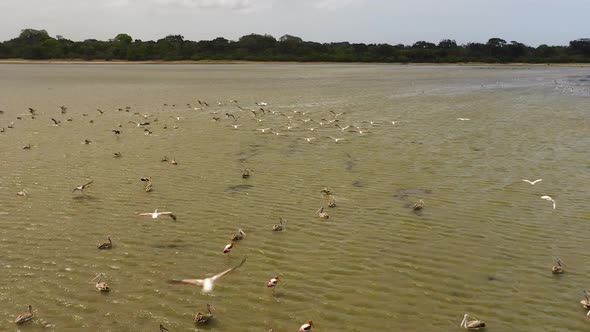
[1,93,573,331]
[4,99,403,331]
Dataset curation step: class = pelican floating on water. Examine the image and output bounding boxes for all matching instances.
[92,273,110,292]
[194,304,215,325]
[272,218,285,231]
[413,199,425,210]
[97,236,112,250]
[317,207,329,219]
[168,257,246,293]
[14,305,33,324]
[460,314,485,329]
[231,229,246,241]
[552,258,565,274]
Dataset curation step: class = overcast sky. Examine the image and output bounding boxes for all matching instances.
[0,0,588,46]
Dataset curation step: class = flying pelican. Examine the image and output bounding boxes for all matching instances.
[231,229,246,241]
[298,320,315,332]
[194,304,215,325]
[92,273,110,292]
[522,179,542,185]
[72,180,93,193]
[97,236,112,250]
[460,314,485,329]
[168,257,246,293]
[540,195,556,210]
[317,207,329,219]
[272,218,285,231]
[139,209,177,221]
[552,258,565,274]
[14,305,33,324]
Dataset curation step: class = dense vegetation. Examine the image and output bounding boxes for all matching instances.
[1,29,589,63]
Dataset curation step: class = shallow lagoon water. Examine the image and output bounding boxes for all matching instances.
[0,63,589,331]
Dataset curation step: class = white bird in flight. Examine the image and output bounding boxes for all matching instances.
[301,137,315,142]
[327,136,345,142]
[456,118,471,121]
[522,179,542,185]
[139,209,177,221]
[540,195,556,210]
[168,257,246,293]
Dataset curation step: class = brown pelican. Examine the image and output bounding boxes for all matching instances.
[231,229,246,241]
[14,305,33,324]
[139,209,176,221]
[460,314,485,329]
[194,304,215,325]
[317,207,329,219]
[92,273,110,292]
[413,200,425,210]
[168,257,246,293]
[298,320,315,331]
[97,236,112,250]
[552,258,565,274]
[272,218,285,231]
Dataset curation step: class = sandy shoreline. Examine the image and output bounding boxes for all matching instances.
[0,58,589,67]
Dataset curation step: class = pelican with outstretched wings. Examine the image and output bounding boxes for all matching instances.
[168,257,246,293]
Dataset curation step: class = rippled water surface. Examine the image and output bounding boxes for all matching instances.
[0,64,589,331]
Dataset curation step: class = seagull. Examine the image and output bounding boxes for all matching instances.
[139,209,177,221]
[456,118,471,121]
[168,257,246,293]
[541,195,556,210]
[522,179,542,185]
[256,128,271,133]
[301,137,315,142]
[72,180,93,193]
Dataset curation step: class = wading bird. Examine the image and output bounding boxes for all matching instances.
[168,257,246,293]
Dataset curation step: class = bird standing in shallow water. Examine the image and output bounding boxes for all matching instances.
[298,320,315,332]
[14,305,33,324]
[267,276,281,293]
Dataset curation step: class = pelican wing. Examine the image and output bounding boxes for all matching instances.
[139,213,152,216]
[168,278,204,286]
[82,180,94,188]
[160,212,177,221]
[211,257,247,281]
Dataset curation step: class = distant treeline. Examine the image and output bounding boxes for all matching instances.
[1,29,589,63]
